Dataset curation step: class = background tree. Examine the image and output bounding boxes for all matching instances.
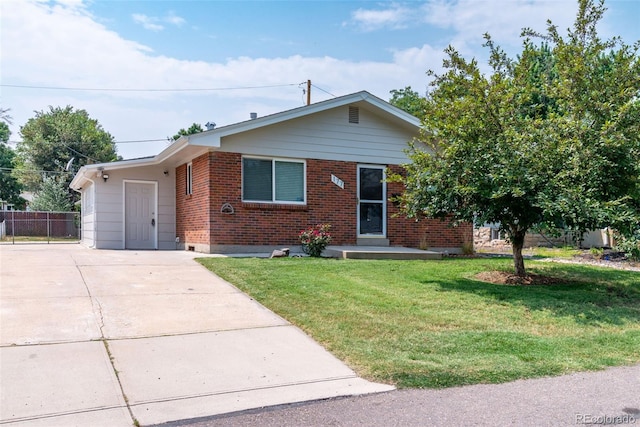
[0,122,27,209]
[16,106,120,204]
[0,107,12,125]
[392,0,640,277]
[171,123,203,141]
[389,87,427,120]
[29,175,73,212]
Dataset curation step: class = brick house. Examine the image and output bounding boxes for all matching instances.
[70,91,472,253]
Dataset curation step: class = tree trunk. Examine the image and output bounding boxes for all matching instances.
[510,228,527,277]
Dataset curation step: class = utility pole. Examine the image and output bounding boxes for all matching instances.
[306,80,311,105]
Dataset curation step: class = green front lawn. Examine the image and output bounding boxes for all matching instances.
[197,257,640,388]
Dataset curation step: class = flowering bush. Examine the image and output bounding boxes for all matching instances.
[299,224,332,257]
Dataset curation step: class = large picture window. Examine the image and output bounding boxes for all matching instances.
[242,157,305,203]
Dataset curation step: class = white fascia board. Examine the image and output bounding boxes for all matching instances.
[69,157,159,190]
[360,92,422,128]
[186,91,421,144]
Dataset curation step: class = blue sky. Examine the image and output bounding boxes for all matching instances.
[2,0,639,160]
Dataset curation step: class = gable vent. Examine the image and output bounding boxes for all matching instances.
[348,106,359,124]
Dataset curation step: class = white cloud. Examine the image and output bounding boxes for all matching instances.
[165,11,186,27]
[132,11,186,31]
[350,3,413,31]
[132,14,164,32]
[421,0,576,52]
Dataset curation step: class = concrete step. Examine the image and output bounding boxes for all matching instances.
[324,246,443,260]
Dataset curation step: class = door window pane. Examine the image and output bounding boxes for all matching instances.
[360,168,383,200]
[359,203,383,234]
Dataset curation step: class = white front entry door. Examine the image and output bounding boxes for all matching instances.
[125,181,157,249]
[357,165,386,237]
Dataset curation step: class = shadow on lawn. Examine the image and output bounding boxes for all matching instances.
[430,267,640,326]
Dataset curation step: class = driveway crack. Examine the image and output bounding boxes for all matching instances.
[74,259,139,426]
[75,263,106,340]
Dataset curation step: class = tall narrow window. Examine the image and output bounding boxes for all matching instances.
[186,162,193,195]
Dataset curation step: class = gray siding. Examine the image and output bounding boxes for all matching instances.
[80,182,95,247]
[91,165,176,250]
[218,107,415,164]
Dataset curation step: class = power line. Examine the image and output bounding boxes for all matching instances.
[58,141,98,163]
[0,167,70,175]
[7,138,168,145]
[311,83,337,98]
[1,83,300,93]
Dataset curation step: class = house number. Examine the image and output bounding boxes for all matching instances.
[331,174,344,189]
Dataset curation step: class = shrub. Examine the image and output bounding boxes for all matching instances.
[614,229,640,261]
[589,247,604,259]
[461,241,474,255]
[299,224,332,257]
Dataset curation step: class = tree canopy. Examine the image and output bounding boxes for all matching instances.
[171,123,204,141]
[29,175,73,212]
[392,0,640,277]
[0,121,27,209]
[389,87,427,120]
[16,106,120,204]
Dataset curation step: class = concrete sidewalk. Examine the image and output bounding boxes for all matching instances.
[0,244,392,426]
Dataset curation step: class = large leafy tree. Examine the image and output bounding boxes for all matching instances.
[393,0,640,277]
[29,176,73,212]
[389,87,427,120]
[16,106,120,203]
[171,123,203,141]
[0,121,27,209]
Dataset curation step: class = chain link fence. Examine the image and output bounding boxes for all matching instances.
[0,211,80,244]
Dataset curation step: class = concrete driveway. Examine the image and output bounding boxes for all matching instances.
[0,244,392,426]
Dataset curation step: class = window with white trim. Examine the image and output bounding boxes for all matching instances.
[186,162,193,195]
[242,157,305,203]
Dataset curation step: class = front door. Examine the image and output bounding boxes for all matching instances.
[125,181,156,249]
[357,165,386,236]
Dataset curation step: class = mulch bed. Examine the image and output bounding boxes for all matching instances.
[472,248,640,285]
[475,271,571,286]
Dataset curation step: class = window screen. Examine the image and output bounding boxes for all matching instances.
[275,161,304,202]
[243,158,272,201]
[243,158,305,203]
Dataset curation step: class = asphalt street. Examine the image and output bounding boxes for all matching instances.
[156,364,640,427]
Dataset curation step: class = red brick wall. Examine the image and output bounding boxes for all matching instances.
[175,153,211,245]
[208,154,357,246]
[177,153,472,250]
[387,165,472,249]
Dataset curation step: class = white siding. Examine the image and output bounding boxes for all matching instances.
[80,182,95,247]
[217,106,415,164]
[92,165,176,250]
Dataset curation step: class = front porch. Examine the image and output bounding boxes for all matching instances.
[324,246,442,260]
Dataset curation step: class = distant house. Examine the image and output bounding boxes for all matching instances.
[474,224,615,250]
[70,91,472,253]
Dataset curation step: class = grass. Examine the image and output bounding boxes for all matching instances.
[197,256,640,388]
[476,245,582,259]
